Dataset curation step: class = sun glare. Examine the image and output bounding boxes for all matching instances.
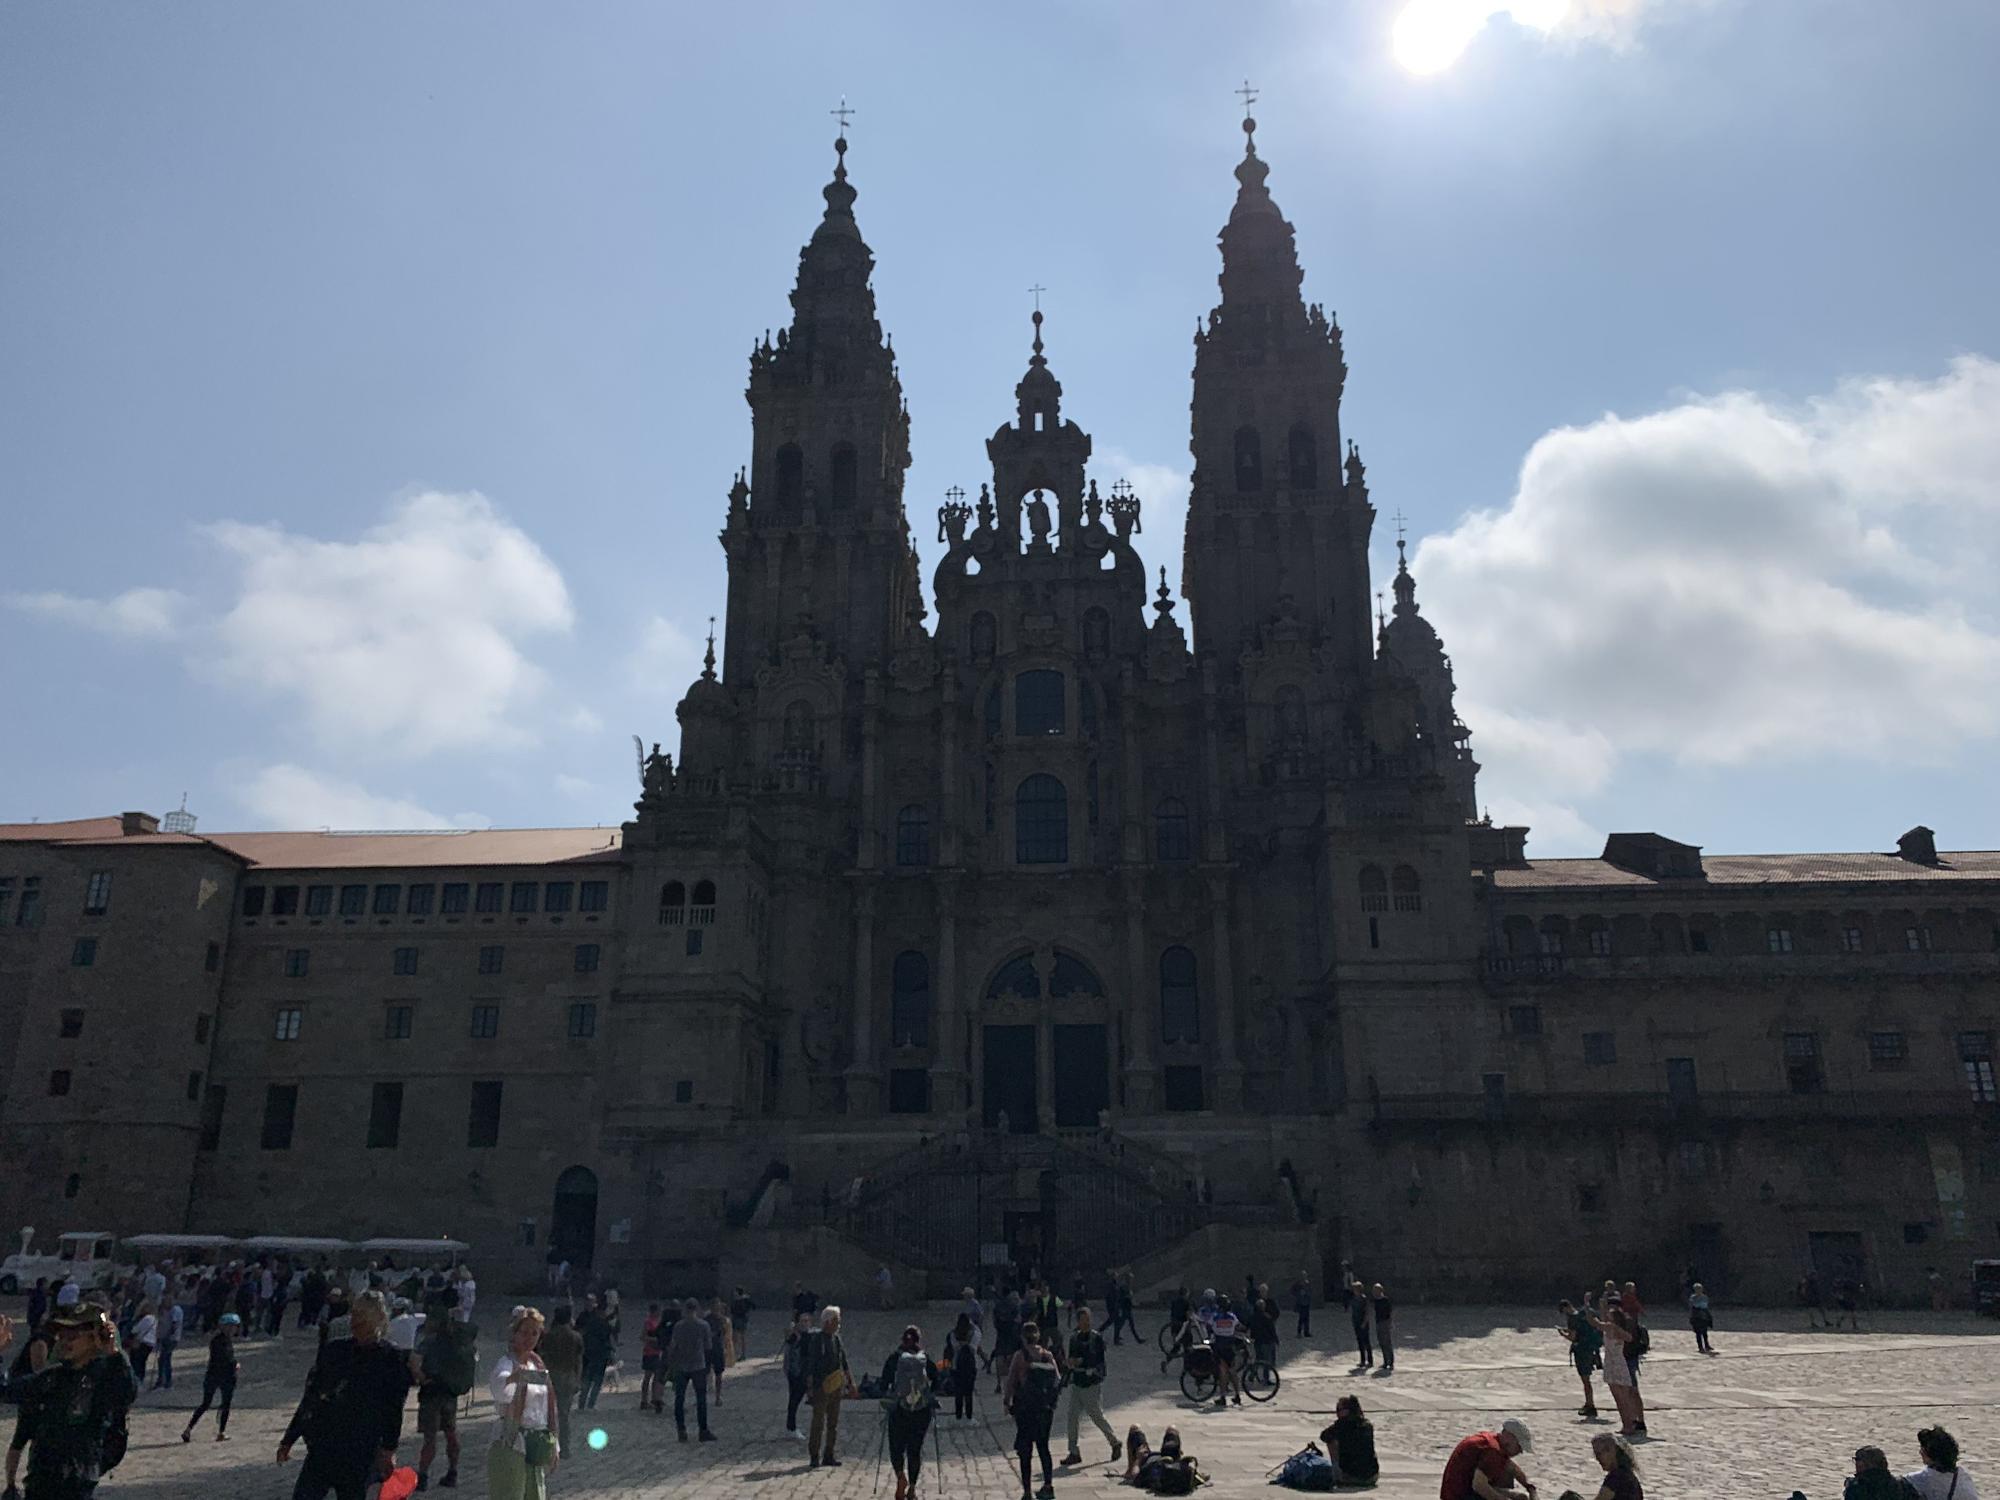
[1392,0,1574,74]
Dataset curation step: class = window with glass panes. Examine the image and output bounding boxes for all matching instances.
[574,943,600,973]
[470,1004,500,1039]
[440,883,469,914]
[1960,1031,1996,1103]
[544,881,573,913]
[477,946,503,975]
[373,884,400,915]
[1867,1031,1907,1069]
[306,885,332,916]
[406,883,434,916]
[567,1002,597,1038]
[579,881,609,912]
[339,885,367,917]
[83,871,112,914]
[392,946,418,976]
[510,882,538,914]
[475,883,504,914]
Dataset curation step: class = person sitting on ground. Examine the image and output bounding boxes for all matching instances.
[1124,1427,1152,1484]
[1904,1426,1978,1500]
[1441,1419,1536,1500]
[1585,1433,1640,1500]
[1319,1394,1378,1487]
[1845,1446,1905,1500]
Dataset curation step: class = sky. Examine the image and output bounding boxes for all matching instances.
[3,0,1998,857]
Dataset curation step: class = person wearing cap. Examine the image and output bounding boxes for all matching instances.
[1440,1419,1536,1500]
[182,1313,242,1444]
[51,1284,78,1313]
[278,1290,410,1500]
[5,1305,137,1500]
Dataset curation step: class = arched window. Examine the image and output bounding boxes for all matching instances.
[896,804,931,867]
[829,442,858,509]
[891,950,931,1048]
[987,956,1042,1000]
[64,1172,82,1200]
[1391,865,1422,912]
[659,880,687,926]
[1049,953,1104,998]
[1082,607,1111,660]
[689,879,717,925]
[1233,425,1263,493]
[775,444,804,513]
[1015,774,1068,864]
[1156,797,1192,861]
[1016,670,1065,736]
[983,684,1002,741]
[781,699,815,755]
[1160,946,1200,1043]
[1288,423,1317,488]
[969,611,997,661]
[1358,865,1388,913]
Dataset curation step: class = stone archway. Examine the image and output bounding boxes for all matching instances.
[551,1165,599,1269]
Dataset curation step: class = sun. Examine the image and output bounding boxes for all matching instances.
[1392,0,1574,75]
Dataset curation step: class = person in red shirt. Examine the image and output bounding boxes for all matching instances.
[1441,1419,1536,1500]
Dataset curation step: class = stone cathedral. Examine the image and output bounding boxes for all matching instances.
[3,121,1995,1305]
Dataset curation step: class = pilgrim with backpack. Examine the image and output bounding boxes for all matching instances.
[878,1326,938,1500]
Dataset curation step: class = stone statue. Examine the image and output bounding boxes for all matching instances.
[976,483,996,531]
[1026,489,1052,546]
[641,741,673,800]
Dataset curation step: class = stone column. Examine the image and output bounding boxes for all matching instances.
[1035,974,1056,1133]
[859,669,882,868]
[1121,868,1157,1112]
[846,882,881,1114]
[1207,871,1244,1110]
[932,872,966,1114]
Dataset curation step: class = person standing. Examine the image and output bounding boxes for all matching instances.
[1687,1283,1716,1355]
[182,1312,241,1443]
[781,1313,812,1439]
[277,1291,410,1500]
[1059,1307,1119,1467]
[876,1265,896,1312]
[804,1305,852,1468]
[24,1282,49,1340]
[1558,1300,1602,1419]
[949,1317,979,1422]
[1370,1284,1395,1373]
[1116,1274,1142,1346]
[488,1307,558,1500]
[990,1285,1021,1388]
[703,1298,730,1407]
[1591,1304,1644,1438]
[1004,1322,1062,1500]
[637,1303,663,1415]
[537,1307,583,1458]
[154,1297,183,1391]
[575,1295,613,1412]
[1290,1272,1313,1339]
[880,1325,936,1500]
[1348,1277,1374,1369]
[414,1289,477,1491]
[666,1298,716,1443]
[1160,1286,1194,1373]
[1247,1288,1280,1370]
[4,1305,137,1500]
[124,1302,157,1389]
[729,1286,754,1359]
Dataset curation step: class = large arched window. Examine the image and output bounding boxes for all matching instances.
[1391,865,1422,912]
[781,699,815,755]
[689,879,717,925]
[1358,864,1388,913]
[1156,797,1192,861]
[828,442,858,509]
[1082,607,1111,661]
[1015,774,1068,864]
[1049,953,1104,998]
[969,611,997,661]
[775,444,804,513]
[659,880,686,926]
[987,955,1042,1000]
[1160,946,1200,1043]
[1016,670,1065,736]
[1233,425,1263,493]
[891,950,931,1048]
[896,804,931,867]
[1288,422,1317,488]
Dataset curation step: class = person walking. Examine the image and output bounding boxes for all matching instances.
[414,1288,478,1490]
[1587,1431,1642,1500]
[3,1305,137,1500]
[1348,1277,1374,1369]
[949,1316,979,1422]
[876,1265,896,1312]
[277,1291,411,1500]
[1290,1272,1313,1339]
[575,1296,614,1412]
[488,1307,559,1500]
[1370,1283,1395,1373]
[781,1313,812,1438]
[880,1325,936,1500]
[1558,1299,1603,1419]
[666,1298,716,1443]
[990,1286,1021,1390]
[804,1305,852,1468]
[124,1301,157,1389]
[729,1287,754,1360]
[1059,1307,1119,1467]
[181,1312,241,1443]
[1687,1283,1716,1355]
[154,1297,183,1391]
[704,1298,730,1407]
[1004,1321,1062,1500]
[638,1304,663,1415]
[1160,1285,1194,1372]
[537,1307,583,1457]
[1248,1286,1280,1369]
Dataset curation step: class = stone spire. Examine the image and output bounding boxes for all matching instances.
[756,132,896,391]
[1214,110,1308,329]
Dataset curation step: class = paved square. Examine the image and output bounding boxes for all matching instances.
[16,1301,1994,1499]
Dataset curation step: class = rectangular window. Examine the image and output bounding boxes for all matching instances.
[283,948,309,978]
[475,882,504,914]
[15,876,41,927]
[59,1008,84,1038]
[338,884,367,917]
[204,940,221,972]
[83,870,112,914]
[578,880,609,913]
[1583,1031,1617,1066]
[48,1069,72,1096]
[405,883,434,916]
[1867,1030,1908,1070]
[1162,1064,1205,1112]
[194,1014,211,1044]
[71,936,97,967]
[468,1080,503,1148]
[673,1079,694,1104]
[887,1068,930,1114]
[260,1083,297,1150]
[1015,669,1066,735]
[510,881,538,914]
[470,1003,500,1039]
[1508,1004,1542,1038]
[0,876,12,923]
[242,885,267,917]
[543,881,573,913]
[1960,1032,1997,1104]
[384,1004,414,1041]
[198,1085,226,1151]
[686,927,704,957]
[1689,929,1711,954]
[896,809,931,868]
[1766,927,1794,954]
[440,882,469,915]
[392,946,418,976]
[1537,930,1564,957]
[1666,1056,1699,1103]
[372,884,401,916]
[1587,929,1612,957]
[1841,926,1865,953]
[1783,1031,1824,1094]
[574,943,600,973]
[367,1081,403,1149]
[567,1001,597,1039]
[270,884,299,916]
[274,1007,303,1041]
[305,885,332,917]
[477,945,504,975]
[1483,1072,1507,1119]
[186,1069,202,1101]
[1906,925,1932,952]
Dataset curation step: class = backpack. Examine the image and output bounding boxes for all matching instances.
[1271,1444,1334,1492]
[783,1335,806,1382]
[1016,1353,1061,1418]
[892,1351,932,1412]
[1628,1322,1651,1358]
[427,1319,479,1397]
[1156,1457,1200,1495]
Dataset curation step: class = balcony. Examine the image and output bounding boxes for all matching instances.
[1484,953,1567,981]
[1368,1088,1982,1128]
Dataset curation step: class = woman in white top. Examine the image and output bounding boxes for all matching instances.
[1905,1426,1978,1500]
[490,1306,560,1500]
[128,1301,159,1386]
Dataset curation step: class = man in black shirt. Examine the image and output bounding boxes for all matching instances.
[6,1305,137,1500]
[277,1291,409,1500]
[1059,1308,1119,1466]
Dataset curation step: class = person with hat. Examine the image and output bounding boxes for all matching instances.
[1440,1419,1537,1500]
[4,1304,137,1500]
[278,1290,410,1500]
[181,1313,242,1444]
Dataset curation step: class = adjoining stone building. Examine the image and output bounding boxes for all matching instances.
[4,123,1996,1303]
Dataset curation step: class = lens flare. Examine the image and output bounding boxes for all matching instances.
[587,1428,609,1451]
[1392,0,1574,74]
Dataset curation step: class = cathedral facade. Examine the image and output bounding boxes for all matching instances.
[3,123,1996,1304]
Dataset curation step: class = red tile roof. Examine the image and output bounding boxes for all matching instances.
[0,816,128,842]
[1492,851,2000,890]
[0,818,624,870]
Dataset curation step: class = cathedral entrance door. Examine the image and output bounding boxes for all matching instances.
[983,1024,1037,1132]
[1052,1023,1108,1128]
[551,1165,599,1269]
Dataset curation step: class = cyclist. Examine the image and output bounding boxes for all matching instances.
[1208,1298,1246,1407]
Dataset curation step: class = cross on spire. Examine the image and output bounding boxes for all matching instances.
[945,485,965,505]
[1236,79,1259,116]
[830,96,855,132]
[1027,283,1047,314]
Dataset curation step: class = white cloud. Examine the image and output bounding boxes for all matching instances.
[554,772,595,798]
[237,763,486,831]
[1094,446,1190,598]
[1419,356,2000,847]
[203,490,573,757]
[8,586,189,639]
[628,614,704,697]
[1392,0,1684,74]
